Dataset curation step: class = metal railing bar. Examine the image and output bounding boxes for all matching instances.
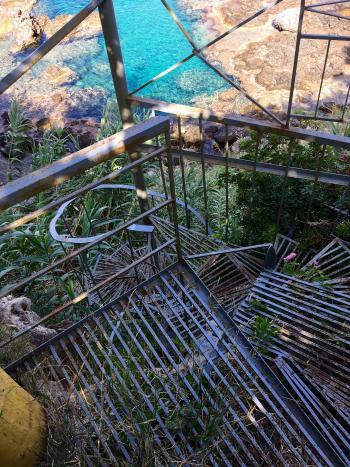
[129,0,285,97]
[285,0,305,127]
[195,52,284,126]
[303,145,326,230]
[164,130,183,261]
[315,41,331,118]
[306,7,350,20]
[131,96,350,147]
[128,54,194,97]
[184,244,271,260]
[0,0,104,95]
[224,125,229,241]
[247,133,261,243]
[199,116,209,235]
[0,238,175,351]
[341,84,350,120]
[160,0,198,50]
[301,33,350,40]
[290,113,345,123]
[275,139,294,235]
[0,200,172,299]
[0,117,170,212]
[304,0,350,8]
[177,117,190,228]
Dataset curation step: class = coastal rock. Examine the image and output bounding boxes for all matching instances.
[0,0,43,53]
[42,64,78,86]
[181,0,350,118]
[272,8,300,32]
[0,295,57,346]
[40,12,102,41]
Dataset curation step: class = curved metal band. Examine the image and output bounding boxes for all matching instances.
[49,184,212,244]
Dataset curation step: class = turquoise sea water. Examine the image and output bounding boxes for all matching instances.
[33,0,230,107]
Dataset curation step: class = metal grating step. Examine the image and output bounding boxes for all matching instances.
[231,269,350,420]
[305,238,350,295]
[6,262,345,466]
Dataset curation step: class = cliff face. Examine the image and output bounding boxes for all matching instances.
[179,0,350,117]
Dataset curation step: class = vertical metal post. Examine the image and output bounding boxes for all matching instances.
[199,115,209,235]
[315,40,331,118]
[224,124,230,242]
[178,117,191,229]
[98,0,149,213]
[247,132,261,244]
[275,139,295,235]
[164,130,182,261]
[286,0,305,127]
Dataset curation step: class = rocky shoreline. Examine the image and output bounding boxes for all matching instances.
[0,0,105,135]
[179,0,350,118]
[0,0,349,138]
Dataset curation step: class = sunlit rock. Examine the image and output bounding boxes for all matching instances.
[42,64,78,86]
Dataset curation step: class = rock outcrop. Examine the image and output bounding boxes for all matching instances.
[38,12,102,42]
[0,295,57,346]
[180,0,350,117]
[0,0,43,52]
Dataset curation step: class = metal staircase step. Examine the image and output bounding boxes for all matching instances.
[5,262,345,466]
[231,269,350,420]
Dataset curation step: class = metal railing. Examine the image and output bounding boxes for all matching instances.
[130,95,350,243]
[0,115,183,359]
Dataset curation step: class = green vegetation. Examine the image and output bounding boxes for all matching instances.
[0,100,348,329]
[250,315,281,354]
[3,100,32,181]
[233,131,348,247]
[282,260,331,284]
[336,220,350,241]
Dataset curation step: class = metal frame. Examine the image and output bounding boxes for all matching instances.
[1,0,349,132]
[6,261,347,466]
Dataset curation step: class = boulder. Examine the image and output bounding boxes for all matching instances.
[0,295,57,346]
[272,8,300,33]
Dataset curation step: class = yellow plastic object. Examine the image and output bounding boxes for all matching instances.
[0,368,46,467]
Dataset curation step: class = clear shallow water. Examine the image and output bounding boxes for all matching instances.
[33,0,230,108]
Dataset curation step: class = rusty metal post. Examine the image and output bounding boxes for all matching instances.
[164,130,183,261]
[98,0,149,212]
[285,0,306,127]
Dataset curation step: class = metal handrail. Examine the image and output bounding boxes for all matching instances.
[0,116,169,211]
[0,0,104,95]
[130,96,350,148]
